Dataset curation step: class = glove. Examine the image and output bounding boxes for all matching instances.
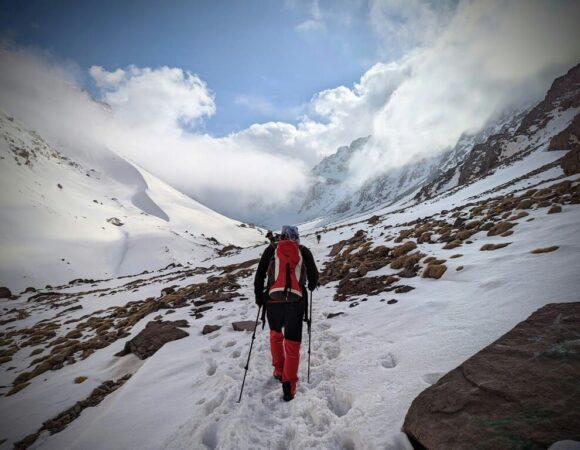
[308,281,318,291]
[255,289,268,306]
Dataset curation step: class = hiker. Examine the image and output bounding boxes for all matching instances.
[266,231,274,244]
[254,225,319,401]
[316,233,321,244]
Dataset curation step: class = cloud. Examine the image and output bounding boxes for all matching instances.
[0,47,309,226]
[345,0,580,187]
[295,19,327,34]
[89,65,215,133]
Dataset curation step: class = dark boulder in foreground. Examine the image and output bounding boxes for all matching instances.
[404,302,580,450]
[0,286,12,298]
[116,320,189,359]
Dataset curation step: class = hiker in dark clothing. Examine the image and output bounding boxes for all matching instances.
[254,225,319,401]
[316,233,321,244]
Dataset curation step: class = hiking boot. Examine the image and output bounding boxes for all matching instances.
[282,381,294,402]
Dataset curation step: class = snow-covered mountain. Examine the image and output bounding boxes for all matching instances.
[299,63,580,225]
[0,111,265,292]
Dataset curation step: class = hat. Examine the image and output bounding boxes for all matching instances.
[280,225,299,242]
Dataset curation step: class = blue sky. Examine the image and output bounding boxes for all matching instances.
[1,0,379,135]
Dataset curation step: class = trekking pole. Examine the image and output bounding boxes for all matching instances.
[307,289,313,383]
[238,306,261,403]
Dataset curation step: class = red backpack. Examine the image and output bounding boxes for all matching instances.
[267,240,306,302]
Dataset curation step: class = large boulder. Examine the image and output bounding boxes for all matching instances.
[403,302,580,450]
[116,320,189,359]
[0,286,12,298]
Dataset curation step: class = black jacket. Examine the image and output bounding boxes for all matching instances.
[254,242,319,301]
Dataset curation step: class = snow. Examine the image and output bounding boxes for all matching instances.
[0,163,575,449]
[0,112,264,292]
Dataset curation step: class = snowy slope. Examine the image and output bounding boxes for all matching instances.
[0,111,265,292]
[0,142,578,449]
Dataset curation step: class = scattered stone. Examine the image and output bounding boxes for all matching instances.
[387,299,398,305]
[403,302,580,450]
[395,285,415,293]
[442,240,462,250]
[74,376,87,384]
[456,266,464,271]
[106,217,124,226]
[202,324,221,335]
[115,321,189,359]
[487,221,516,236]
[450,254,463,259]
[531,246,559,254]
[392,241,417,258]
[367,215,380,225]
[500,230,514,237]
[0,287,12,299]
[397,268,417,278]
[548,205,562,214]
[349,302,359,308]
[232,321,256,332]
[423,264,447,279]
[160,287,175,297]
[480,243,511,251]
[15,375,132,449]
[328,241,346,257]
[327,312,344,319]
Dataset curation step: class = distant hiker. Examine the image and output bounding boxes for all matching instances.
[266,231,274,244]
[316,233,321,244]
[254,225,319,401]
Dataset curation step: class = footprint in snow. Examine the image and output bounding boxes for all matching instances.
[231,349,241,358]
[379,353,398,369]
[223,340,235,348]
[206,359,217,376]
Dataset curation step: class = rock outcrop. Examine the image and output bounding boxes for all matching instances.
[403,302,580,450]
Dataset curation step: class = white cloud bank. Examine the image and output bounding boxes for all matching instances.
[1,0,579,226]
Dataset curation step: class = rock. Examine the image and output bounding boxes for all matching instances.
[442,240,462,250]
[392,241,417,258]
[202,324,221,335]
[397,268,417,278]
[395,285,415,293]
[74,376,87,384]
[403,302,580,450]
[531,246,559,254]
[160,287,175,297]
[328,241,346,257]
[456,265,464,271]
[367,215,380,225]
[561,148,580,175]
[327,312,344,319]
[387,299,398,305]
[116,321,189,359]
[106,217,124,226]
[487,221,516,236]
[423,264,447,279]
[516,198,534,209]
[480,243,511,251]
[23,287,36,293]
[0,287,12,298]
[548,205,562,214]
[450,254,463,259]
[348,302,359,308]
[232,321,256,332]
